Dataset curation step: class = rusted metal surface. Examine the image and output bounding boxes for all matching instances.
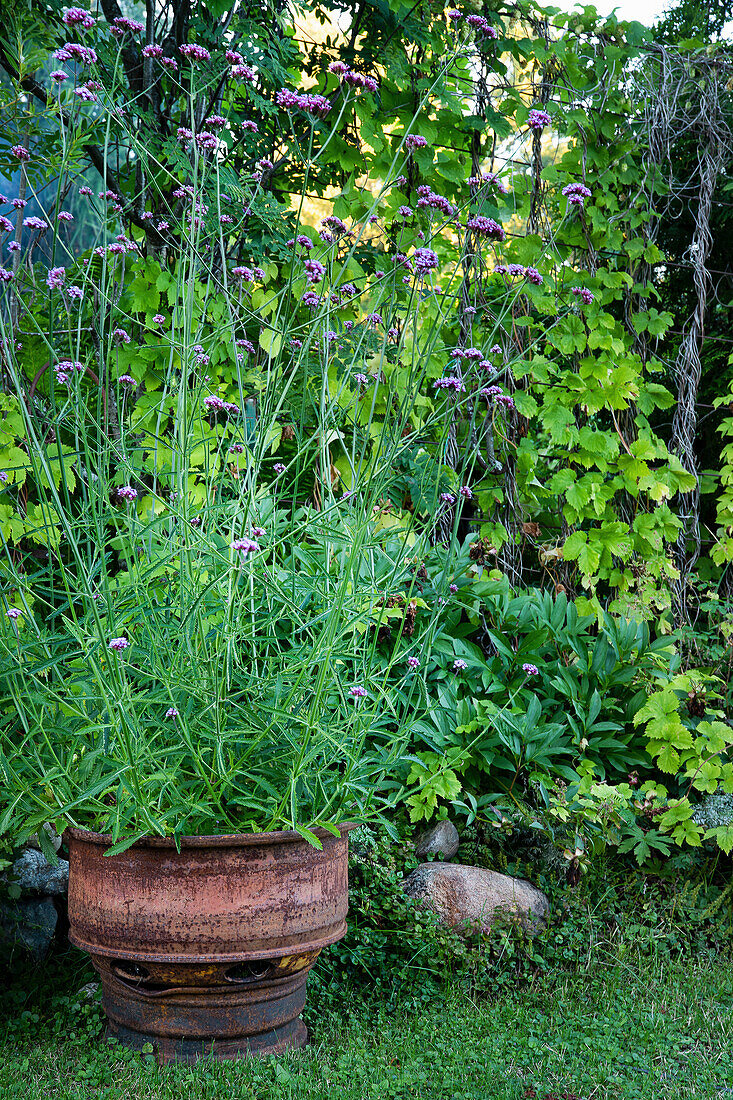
[66,826,353,961]
[64,826,354,1062]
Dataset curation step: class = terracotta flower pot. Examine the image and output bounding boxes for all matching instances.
[65,825,355,1063]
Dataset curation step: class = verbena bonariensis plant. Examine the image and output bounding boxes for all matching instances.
[0,10,495,854]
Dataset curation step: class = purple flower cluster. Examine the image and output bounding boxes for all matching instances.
[54,43,97,65]
[179,43,211,63]
[433,376,466,393]
[165,707,179,719]
[522,663,539,676]
[562,182,592,208]
[467,215,505,241]
[304,258,326,284]
[452,658,468,672]
[276,89,330,116]
[109,636,130,651]
[405,134,427,151]
[415,185,455,217]
[413,247,439,274]
[328,63,378,93]
[111,15,145,36]
[55,359,84,384]
[62,7,96,28]
[231,537,259,556]
[46,267,66,291]
[571,286,594,304]
[23,216,48,231]
[528,109,551,131]
[204,395,239,416]
[117,485,138,502]
[468,171,509,194]
[11,145,30,162]
[349,684,367,698]
[407,656,420,670]
[6,608,22,620]
[465,14,498,37]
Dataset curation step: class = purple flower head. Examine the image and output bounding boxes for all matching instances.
[449,583,459,593]
[109,636,129,651]
[46,267,66,291]
[179,43,211,63]
[51,69,69,82]
[562,182,592,209]
[119,374,136,387]
[304,258,326,284]
[117,485,138,502]
[459,485,472,499]
[507,264,525,278]
[6,608,22,620]
[405,134,427,151]
[349,684,368,698]
[143,45,163,59]
[0,216,13,234]
[242,120,258,132]
[23,216,48,231]
[407,655,420,670]
[195,131,218,153]
[467,216,504,241]
[111,15,144,35]
[252,526,266,538]
[0,268,13,284]
[274,462,286,474]
[11,145,31,162]
[231,537,260,556]
[152,313,166,324]
[112,328,131,344]
[447,8,462,19]
[62,7,96,28]
[58,211,73,222]
[165,707,179,719]
[79,185,92,196]
[65,286,83,302]
[440,492,456,504]
[433,377,466,394]
[413,247,439,274]
[397,205,413,219]
[0,472,7,483]
[522,663,539,676]
[160,56,178,71]
[353,372,369,387]
[528,109,551,131]
[525,267,543,285]
[329,61,348,75]
[571,286,594,304]
[55,43,97,65]
[452,658,468,672]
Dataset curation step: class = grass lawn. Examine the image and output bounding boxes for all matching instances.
[1,954,732,1099]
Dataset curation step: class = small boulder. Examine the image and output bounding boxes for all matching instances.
[8,848,69,896]
[414,820,459,860]
[402,863,549,935]
[0,896,58,958]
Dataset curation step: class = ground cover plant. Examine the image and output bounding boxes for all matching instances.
[1,944,732,1099]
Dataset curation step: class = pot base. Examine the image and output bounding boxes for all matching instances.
[108,1017,308,1064]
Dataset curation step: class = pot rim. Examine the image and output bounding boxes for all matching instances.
[64,822,360,849]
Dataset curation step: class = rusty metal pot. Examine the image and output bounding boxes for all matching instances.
[65,825,355,1063]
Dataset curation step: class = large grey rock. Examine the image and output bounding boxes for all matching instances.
[0,896,58,958]
[8,848,69,895]
[414,820,459,860]
[402,863,549,935]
